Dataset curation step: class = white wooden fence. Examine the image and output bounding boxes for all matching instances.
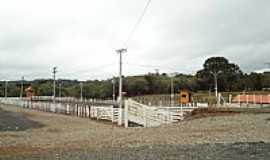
[1,98,192,128]
[0,98,118,123]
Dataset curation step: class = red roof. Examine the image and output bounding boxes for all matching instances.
[232,95,270,104]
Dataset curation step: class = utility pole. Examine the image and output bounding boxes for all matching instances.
[59,82,62,98]
[170,77,174,106]
[52,67,57,103]
[210,71,222,98]
[169,73,177,106]
[80,82,83,101]
[4,81,8,99]
[112,78,116,101]
[20,76,24,99]
[116,48,127,126]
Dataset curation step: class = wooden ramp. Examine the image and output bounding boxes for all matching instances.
[124,99,184,127]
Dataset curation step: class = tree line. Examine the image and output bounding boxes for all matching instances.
[0,57,269,98]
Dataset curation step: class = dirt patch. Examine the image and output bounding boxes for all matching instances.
[0,145,45,156]
[2,142,270,160]
[0,134,22,138]
[0,107,45,132]
[45,128,61,133]
[185,108,239,120]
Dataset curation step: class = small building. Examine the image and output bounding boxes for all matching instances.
[25,86,35,98]
[179,90,192,104]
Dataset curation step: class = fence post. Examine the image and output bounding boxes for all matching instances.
[118,107,122,126]
[124,100,129,128]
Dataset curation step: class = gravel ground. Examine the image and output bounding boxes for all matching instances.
[1,104,270,159]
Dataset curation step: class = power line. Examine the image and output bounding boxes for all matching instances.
[124,0,152,47]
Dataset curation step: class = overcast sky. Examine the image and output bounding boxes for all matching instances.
[1,0,270,81]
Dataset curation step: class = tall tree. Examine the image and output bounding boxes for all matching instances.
[196,57,243,92]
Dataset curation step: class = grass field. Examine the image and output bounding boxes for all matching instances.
[1,104,270,159]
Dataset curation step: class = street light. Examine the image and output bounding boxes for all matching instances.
[112,77,116,101]
[168,72,178,106]
[210,70,222,98]
[80,82,83,101]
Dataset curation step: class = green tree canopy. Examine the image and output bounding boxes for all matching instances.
[196,57,243,91]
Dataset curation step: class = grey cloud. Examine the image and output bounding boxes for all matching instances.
[0,0,270,80]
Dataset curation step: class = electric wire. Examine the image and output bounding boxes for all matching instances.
[123,0,152,48]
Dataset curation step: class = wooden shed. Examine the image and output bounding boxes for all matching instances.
[179,90,192,104]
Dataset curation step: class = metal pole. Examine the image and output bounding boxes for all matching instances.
[53,67,57,103]
[5,81,8,99]
[59,82,62,98]
[112,78,115,101]
[80,82,83,101]
[20,76,24,99]
[214,73,218,98]
[116,48,127,126]
[171,77,174,106]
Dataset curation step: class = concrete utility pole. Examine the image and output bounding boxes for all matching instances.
[112,78,116,101]
[20,76,24,99]
[4,81,8,99]
[52,67,57,103]
[116,48,127,125]
[80,82,83,101]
